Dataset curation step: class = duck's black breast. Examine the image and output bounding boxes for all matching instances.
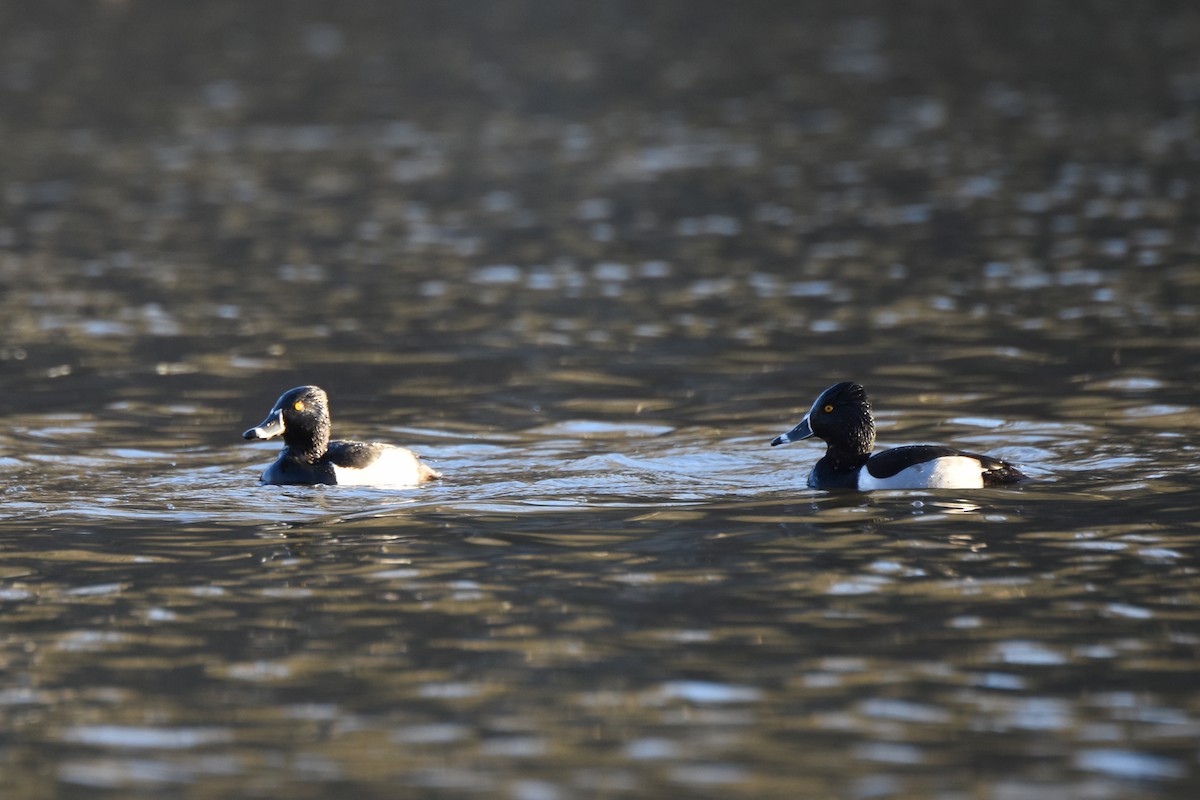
[262,451,338,485]
[807,459,863,489]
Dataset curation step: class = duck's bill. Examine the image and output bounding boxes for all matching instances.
[770,417,813,446]
[243,408,285,440]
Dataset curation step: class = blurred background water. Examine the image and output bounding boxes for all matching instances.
[2,1,1199,798]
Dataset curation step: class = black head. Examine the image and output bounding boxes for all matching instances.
[771,381,876,459]
[242,385,333,460]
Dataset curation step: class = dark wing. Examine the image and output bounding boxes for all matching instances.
[325,440,388,469]
[864,446,967,479]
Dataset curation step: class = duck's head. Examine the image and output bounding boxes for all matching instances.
[243,385,332,459]
[770,381,875,457]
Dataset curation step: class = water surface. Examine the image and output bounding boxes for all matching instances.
[2,2,1199,798]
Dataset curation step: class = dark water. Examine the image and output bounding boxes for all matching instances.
[3,3,1200,798]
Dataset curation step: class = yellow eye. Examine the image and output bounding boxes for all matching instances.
[293,401,305,411]
[823,404,834,413]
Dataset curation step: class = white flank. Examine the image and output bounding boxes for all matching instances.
[857,456,985,490]
[332,447,432,487]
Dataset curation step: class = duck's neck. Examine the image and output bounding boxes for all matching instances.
[285,427,330,463]
[822,444,871,473]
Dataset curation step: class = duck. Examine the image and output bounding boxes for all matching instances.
[770,381,1027,490]
[242,385,441,486]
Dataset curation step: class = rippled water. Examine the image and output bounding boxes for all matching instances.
[4,358,1197,798]
[3,3,1200,799]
